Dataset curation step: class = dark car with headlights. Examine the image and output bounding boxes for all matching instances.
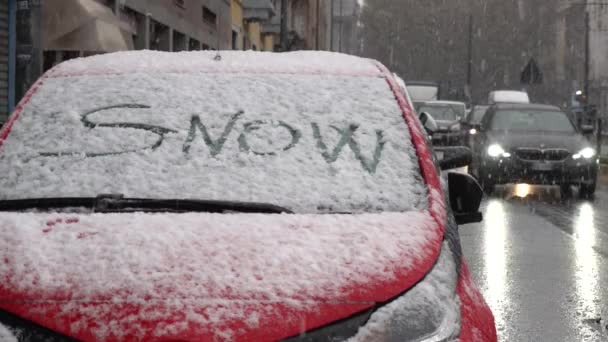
[418,101,467,146]
[471,103,599,197]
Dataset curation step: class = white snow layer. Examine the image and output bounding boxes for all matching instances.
[45,50,382,77]
[0,210,439,340]
[0,71,427,213]
[0,324,17,342]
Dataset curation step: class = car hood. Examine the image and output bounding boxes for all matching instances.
[487,130,589,151]
[0,210,443,341]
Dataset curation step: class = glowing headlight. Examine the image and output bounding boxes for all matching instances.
[573,147,596,159]
[487,144,506,157]
[469,128,477,135]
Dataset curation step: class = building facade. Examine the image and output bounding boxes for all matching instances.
[0,0,13,125]
[124,0,232,51]
[2,0,342,124]
[0,0,9,125]
[331,0,358,54]
[43,0,233,70]
[272,0,333,51]
[242,0,275,51]
[588,3,608,124]
[231,0,245,49]
[360,0,607,119]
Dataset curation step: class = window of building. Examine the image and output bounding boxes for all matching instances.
[232,30,238,50]
[173,0,186,9]
[173,30,187,52]
[94,0,115,10]
[43,51,57,73]
[202,6,217,27]
[189,39,201,51]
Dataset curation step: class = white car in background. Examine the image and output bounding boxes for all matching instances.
[488,90,530,104]
[417,100,467,147]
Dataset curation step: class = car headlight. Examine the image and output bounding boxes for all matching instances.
[469,128,477,135]
[349,242,460,342]
[573,147,596,159]
[487,144,507,158]
[284,242,460,342]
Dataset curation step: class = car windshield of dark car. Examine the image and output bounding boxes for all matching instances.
[0,70,427,214]
[418,104,463,121]
[490,110,576,133]
[469,106,489,124]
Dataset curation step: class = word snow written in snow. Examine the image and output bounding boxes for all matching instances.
[41,105,388,175]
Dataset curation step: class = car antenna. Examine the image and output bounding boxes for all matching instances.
[214,13,222,61]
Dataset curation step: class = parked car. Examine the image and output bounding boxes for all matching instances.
[0,51,495,341]
[471,103,599,197]
[418,100,467,146]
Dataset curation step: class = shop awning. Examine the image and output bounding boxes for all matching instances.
[44,0,134,52]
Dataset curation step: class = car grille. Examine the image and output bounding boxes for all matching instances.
[515,148,570,161]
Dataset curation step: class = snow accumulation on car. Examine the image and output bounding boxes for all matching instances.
[0,51,495,341]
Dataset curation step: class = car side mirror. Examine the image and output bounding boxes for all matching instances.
[435,146,472,170]
[448,172,483,225]
[419,112,438,135]
[581,124,594,135]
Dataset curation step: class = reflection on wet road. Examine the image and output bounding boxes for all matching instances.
[460,184,608,341]
[481,201,510,332]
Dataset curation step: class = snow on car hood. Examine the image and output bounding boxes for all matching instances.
[0,210,442,341]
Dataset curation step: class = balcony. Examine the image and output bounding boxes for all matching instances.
[242,0,275,22]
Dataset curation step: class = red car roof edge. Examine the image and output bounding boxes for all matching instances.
[0,68,54,148]
[374,61,447,228]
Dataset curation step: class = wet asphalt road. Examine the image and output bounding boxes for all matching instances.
[460,183,608,342]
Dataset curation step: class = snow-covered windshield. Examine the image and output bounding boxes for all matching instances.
[0,72,427,214]
[490,110,576,132]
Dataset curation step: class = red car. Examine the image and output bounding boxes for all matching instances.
[0,51,496,341]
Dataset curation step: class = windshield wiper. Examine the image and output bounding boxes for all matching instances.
[0,194,293,214]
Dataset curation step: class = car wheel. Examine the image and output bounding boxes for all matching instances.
[579,181,596,199]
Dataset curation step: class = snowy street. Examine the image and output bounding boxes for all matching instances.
[461,183,608,341]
